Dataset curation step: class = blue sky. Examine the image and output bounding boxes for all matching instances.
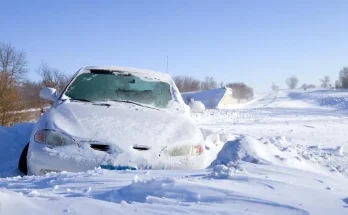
[1,0,348,91]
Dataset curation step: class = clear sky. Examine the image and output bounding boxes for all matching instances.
[1,0,348,91]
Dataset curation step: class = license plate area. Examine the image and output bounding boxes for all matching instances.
[100,165,137,170]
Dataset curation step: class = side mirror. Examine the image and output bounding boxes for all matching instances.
[190,100,205,113]
[40,87,57,101]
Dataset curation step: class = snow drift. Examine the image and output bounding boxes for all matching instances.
[0,123,33,177]
[0,89,348,214]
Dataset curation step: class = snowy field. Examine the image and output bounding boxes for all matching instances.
[1,89,348,214]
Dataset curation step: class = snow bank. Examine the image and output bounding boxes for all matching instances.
[181,88,228,109]
[0,123,33,177]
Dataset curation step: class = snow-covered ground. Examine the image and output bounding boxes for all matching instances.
[1,89,348,214]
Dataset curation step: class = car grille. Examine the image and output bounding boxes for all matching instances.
[90,144,110,152]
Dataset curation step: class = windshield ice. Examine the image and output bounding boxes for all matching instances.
[64,72,172,108]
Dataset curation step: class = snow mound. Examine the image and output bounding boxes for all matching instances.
[209,163,246,179]
[0,123,34,177]
[210,136,272,166]
[189,100,206,113]
[210,165,234,179]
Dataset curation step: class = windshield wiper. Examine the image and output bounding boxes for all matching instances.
[70,98,111,107]
[104,99,160,110]
[69,98,158,110]
[70,98,92,102]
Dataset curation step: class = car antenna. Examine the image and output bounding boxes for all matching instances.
[166,55,169,74]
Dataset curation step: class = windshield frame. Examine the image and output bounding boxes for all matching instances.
[58,68,176,109]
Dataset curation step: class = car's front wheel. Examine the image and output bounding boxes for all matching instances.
[18,143,29,175]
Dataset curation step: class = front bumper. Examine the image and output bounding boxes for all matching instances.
[27,142,205,175]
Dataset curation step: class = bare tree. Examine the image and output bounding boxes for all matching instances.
[201,76,217,90]
[20,80,42,109]
[0,43,28,125]
[320,76,331,88]
[173,76,201,93]
[271,83,279,91]
[219,81,224,88]
[37,61,69,93]
[286,75,299,89]
[0,43,27,82]
[339,67,348,88]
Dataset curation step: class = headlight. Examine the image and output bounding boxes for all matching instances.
[165,144,204,157]
[34,129,75,147]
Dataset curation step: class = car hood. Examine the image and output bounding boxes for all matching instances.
[44,101,203,149]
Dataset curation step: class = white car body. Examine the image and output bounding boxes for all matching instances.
[27,66,205,175]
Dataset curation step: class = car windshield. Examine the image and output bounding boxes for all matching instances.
[64,72,172,108]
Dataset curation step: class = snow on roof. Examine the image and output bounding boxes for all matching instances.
[181,88,232,109]
[82,66,170,82]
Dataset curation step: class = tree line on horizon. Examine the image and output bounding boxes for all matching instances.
[272,70,348,91]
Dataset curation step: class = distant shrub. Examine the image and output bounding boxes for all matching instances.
[339,67,348,88]
[286,75,299,89]
[225,82,254,101]
[307,84,316,89]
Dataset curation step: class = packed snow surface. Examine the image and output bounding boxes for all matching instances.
[1,89,348,214]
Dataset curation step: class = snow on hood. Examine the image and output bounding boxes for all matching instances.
[43,101,203,150]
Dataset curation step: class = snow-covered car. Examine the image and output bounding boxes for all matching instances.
[18,66,205,175]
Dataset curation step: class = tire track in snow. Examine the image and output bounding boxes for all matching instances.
[262,91,279,107]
